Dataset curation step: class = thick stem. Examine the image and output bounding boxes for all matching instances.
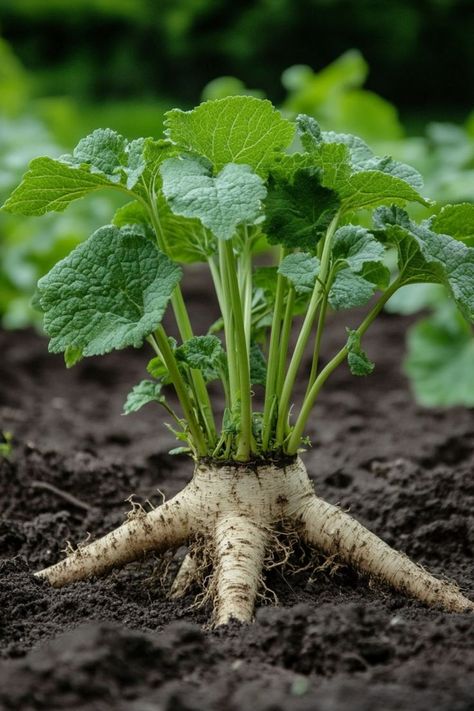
[239,228,253,353]
[218,245,240,413]
[220,240,253,460]
[262,247,287,450]
[275,286,295,398]
[275,213,340,446]
[208,257,231,411]
[305,289,329,396]
[153,327,208,457]
[287,280,402,454]
[148,198,217,445]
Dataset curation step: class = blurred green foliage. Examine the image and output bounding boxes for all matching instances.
[1,0,473,113]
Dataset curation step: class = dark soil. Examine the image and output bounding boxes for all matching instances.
[1,271,473,711]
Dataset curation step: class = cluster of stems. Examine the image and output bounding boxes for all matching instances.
[143,188,397,462]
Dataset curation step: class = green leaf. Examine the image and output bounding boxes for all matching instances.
[278,252,320,293]
[296,116,428,212]
[332,225,385,270]
[114,197,217,263]
[156,193,217,263]
[175,335,226,382]
[346,329,374,376]
[249,343,267,386]
[264,169,340,250]
[431,203,474,245]
[164,96,295,175]
[38,225,182,356]
[113,200,150,230]
[329,225,389,310]
[160,155,266,240]
[2,156,111,215]
[168,446,193,457]
[374,206,474,321]
[124,380,164,414]
[329,270,376,310]
[64,345,83,369]
[405,306,474,407]
[322,131,423,189]
[71,128,127,180]
[2,132,174,216]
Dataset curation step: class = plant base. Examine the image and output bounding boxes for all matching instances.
[36,458,473,625]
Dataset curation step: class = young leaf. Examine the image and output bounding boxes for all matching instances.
[124,380,165,414]
[264,169,340,250]
[405,307,474,407]
[164,96,295,175]
[346,329,374,376]
[176,335,226,382]
[160,156,266,240]
[322,130,423,189]
[38,225,182,356]
[278,252,320,293]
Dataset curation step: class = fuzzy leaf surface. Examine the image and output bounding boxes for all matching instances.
[329,225,389,310]
[346,329,374,375]
[375,206,474,321]
[2,156,111,215]
[176,335,226,382]
[332,225,385,270]
[160,156,266,240]
[38,225,182,356]
[124,380,165,414]
[264,169,340,250]
[329,270,376,310]
[3,132,173,215]
[278,252,320,293]
[296,115,428,211]
[164,96,295,174]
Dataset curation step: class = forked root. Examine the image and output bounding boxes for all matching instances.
[299,495,474,613]
[213,515,268,626]
[35,457,473,622]
[36,491,193,586]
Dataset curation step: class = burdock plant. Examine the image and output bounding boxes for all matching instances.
[4,97,473,624]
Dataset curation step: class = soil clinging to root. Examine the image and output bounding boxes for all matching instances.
[0,285,473,710]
